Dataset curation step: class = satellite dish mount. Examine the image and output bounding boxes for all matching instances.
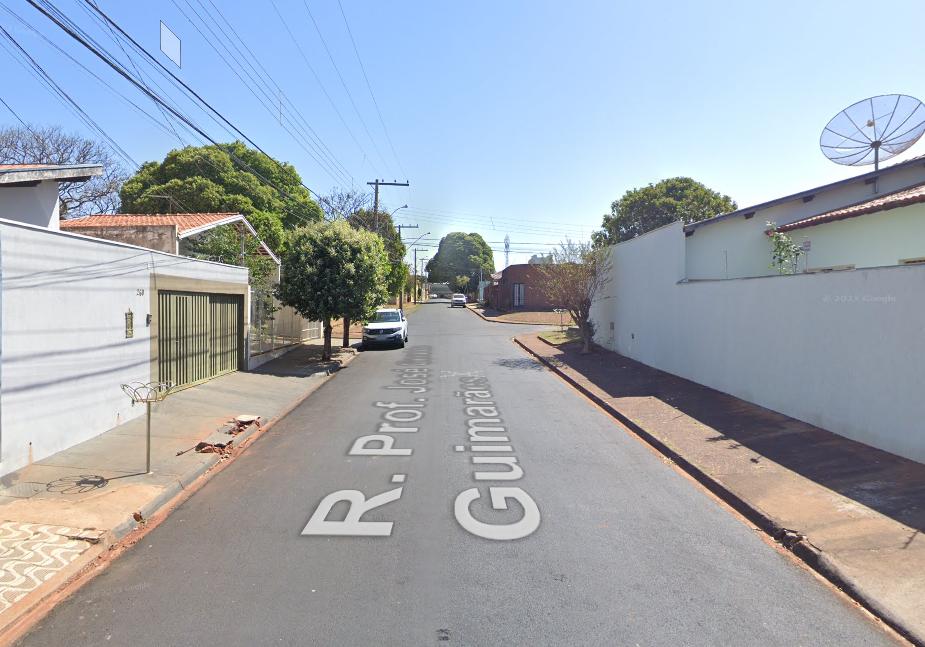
[820,94,925,172]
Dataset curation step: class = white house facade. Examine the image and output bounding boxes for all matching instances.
[0,165,251,477]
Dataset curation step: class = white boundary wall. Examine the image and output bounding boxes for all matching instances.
[591,221,925,463]
[0,218,248,477]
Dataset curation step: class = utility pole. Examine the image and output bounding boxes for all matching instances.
[367,179,410,233]
[395,224,418,307]
[340,179,409,344]
[395,223,418,239]
[413,247,426,304]
[419,257,428,302]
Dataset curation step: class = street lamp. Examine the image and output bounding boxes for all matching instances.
[389,204,408,218]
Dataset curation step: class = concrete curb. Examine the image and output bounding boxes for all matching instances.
[110,349,357,542]
[512,335,921,647]
[0,349,358,646]
[465,304,556,326]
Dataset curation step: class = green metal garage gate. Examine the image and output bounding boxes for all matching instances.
[158,291,244,388]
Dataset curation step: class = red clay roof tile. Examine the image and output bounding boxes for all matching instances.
[777,183,925,232]
[60,212,240,234]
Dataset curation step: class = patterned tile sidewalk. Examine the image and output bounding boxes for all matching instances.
[0,522,99,613]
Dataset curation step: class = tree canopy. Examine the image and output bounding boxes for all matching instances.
[277,220,388,360]
[425,232,494,292]
[593,177,736,246]
[0,125,126,217]
[535,241,612,354]
[120,141,323,251]
[348,208,407,296]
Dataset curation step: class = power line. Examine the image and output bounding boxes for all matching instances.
[299,0,390,177]
[32,0,346,220]
[404,205,591,231]
[170,0,353,187]
[267,0,390,175]
[0,23,138,168]
[336,0,407,179]
[195,0,355,185]
[402,210,591,238]
[0,94,27,127]
[82,0,187,147]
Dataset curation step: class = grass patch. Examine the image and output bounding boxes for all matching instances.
[401,301,423,316]
[538,327,581,345]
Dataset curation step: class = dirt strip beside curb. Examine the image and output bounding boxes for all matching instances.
[465,304,556,325]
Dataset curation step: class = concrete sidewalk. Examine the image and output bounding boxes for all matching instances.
[0,342,355,638]
[516,332,925,645]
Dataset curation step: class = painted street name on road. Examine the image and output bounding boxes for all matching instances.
[453,374,541,541]
[301,346,432,537]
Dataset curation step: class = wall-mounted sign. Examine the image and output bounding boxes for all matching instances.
[125,309,134,339]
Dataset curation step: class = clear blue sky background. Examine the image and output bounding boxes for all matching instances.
[2,0,924,268]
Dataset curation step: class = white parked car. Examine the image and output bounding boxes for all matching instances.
[362,308,408,348]
[451,293,467,307]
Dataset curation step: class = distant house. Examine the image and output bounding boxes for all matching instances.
[485,264,556,311]
[771,182,925,272]
[60,212,320,367]
[683,155,925,279]
[59,212,280,269]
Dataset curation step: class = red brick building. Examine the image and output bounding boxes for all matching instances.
[484,263,557,311]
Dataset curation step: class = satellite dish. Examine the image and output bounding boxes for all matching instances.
[820,94,925,171]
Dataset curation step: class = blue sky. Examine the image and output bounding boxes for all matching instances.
[2,0,925,268]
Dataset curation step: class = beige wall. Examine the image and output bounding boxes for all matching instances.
[65,225,179,254]
[685,161,925,279]
[789,203,925,270]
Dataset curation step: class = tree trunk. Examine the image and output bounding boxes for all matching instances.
[322,317,332,362]
[342,316,351,348]
[580,319,592,354]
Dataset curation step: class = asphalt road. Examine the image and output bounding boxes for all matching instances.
[17,302,897,646]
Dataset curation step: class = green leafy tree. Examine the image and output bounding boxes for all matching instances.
[277,220,389,360]
[348,208,407,297]
[453,275,470,294]
[120,142,323,254]
[593,177,736,246]
[425,232,494,288]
